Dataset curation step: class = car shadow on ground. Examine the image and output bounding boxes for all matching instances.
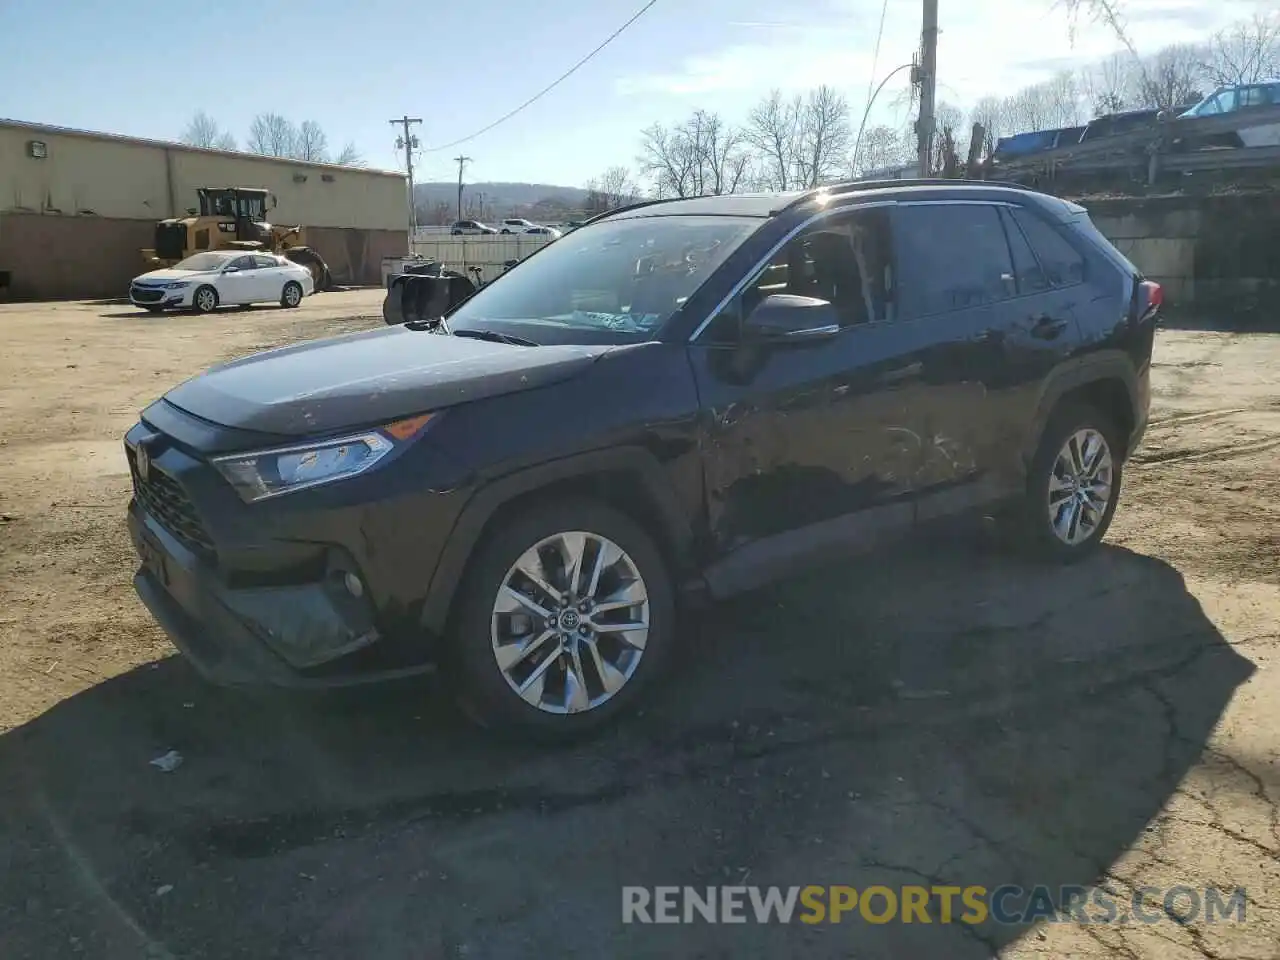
[0,537,1252,959]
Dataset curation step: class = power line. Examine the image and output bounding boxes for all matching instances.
[423,0,660,152]
[862,0,891,122]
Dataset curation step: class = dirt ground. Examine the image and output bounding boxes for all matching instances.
[0,294,1276,959]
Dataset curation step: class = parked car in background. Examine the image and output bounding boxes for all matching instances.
[125,180,1159,739]
[129,250,313,314]
[451,220,498,236]
[1177,80,1280,147]
[500,218,538,234]
[1077,104,1193,143]
[991,125,1086,163]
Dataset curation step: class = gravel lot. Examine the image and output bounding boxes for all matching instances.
[0,293,1277,959]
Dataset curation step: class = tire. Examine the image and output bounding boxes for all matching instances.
[283,248,331,292]
[500,229,511,234]
[192,285,219,314]
[446,498,676,740]
[1007,403,1124,562]
[280,280,303,308]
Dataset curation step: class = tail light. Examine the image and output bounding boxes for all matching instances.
[1139,279,1163,320]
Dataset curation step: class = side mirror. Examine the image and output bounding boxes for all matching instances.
[270,195,278,209]
[742,293,841,343]
[222,265,239,273]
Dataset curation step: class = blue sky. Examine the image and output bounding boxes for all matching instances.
[0,0,1269,187]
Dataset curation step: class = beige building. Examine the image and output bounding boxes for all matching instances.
[0,119,409,300]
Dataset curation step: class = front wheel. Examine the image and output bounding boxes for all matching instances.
[1008,404,1123,562]
[280,281,303,308]
[192,285,219,314]
[447,499,675,740]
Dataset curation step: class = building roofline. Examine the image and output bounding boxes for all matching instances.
[0,117,405,179]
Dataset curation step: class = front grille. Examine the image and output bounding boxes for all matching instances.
[131,285,165,303]
[155,222,186,260]
[127,447,216,556]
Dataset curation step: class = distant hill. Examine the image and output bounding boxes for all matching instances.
[413,181,591,223]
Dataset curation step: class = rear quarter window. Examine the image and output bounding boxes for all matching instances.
[1009,207,1086,287]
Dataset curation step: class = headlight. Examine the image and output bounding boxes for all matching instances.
[163,281,190,290]
[211,414,435,502]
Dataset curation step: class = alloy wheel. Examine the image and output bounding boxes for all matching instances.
[490,531,649,715]
[285,284,301,306]
[196,289,216,312]
[1047,428,1113,546]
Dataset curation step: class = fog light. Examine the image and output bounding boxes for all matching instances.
[343,572,364,598]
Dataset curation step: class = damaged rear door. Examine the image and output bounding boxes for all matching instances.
[889,200,1031,516]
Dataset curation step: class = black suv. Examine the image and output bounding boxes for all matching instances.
[125,180,1161,737]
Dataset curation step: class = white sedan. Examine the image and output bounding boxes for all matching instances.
[129,250,315,314]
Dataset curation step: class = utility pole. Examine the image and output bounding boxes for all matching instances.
[454,155,472,222]
[389,115,422,238]
[915,0,938,177]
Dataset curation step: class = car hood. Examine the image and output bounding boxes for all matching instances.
[135,269,217,284]
[162,324,607,436]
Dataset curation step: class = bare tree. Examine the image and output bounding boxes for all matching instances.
[795,85,853,187]
[931,102,967,175]
[967,96,1006,157]
[854,125,912,175]
[638,123,698,198]
[1044,70,1084,126]
[1134,43,1207,110]
[638,110,750,198]
[295,120,330,162]
[1202,13,1280,86]
[598,165,638,207]
[180,111,236,151]
[1002,83,1057,133]
[247,113,298,158]
[1078,53,1136,114]
[744,90,802,190]
[335,142,365,166]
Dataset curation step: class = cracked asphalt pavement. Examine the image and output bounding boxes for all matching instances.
[0,295,1277,958]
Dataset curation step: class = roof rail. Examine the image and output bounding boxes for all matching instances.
[580,196,677,226]
[772,177,1033,214]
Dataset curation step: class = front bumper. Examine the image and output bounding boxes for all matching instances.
[124,415,465,688]
[128,502,428,688]
[130,284,192,309]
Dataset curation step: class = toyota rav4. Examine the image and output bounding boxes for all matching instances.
[125,180,1161,738]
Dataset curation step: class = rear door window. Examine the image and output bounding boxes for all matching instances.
[895,203,1014,319]
[1009,208,1085,287]
[999,208,1049,295]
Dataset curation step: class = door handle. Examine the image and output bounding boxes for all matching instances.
[1029,315,1068,339]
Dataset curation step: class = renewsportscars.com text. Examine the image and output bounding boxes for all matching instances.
[622,885,1247,926]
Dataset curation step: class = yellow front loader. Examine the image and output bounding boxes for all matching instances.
[141,187,331,290]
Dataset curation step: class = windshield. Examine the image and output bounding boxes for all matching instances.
[172,253,233,272]
[446,215,760,343]
[1181,87,1234,117]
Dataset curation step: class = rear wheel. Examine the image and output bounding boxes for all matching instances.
[447,499,675,740]
[1007,404,1123,562]
[192,285,219,314]
[280,281,303,308]
[283,248,330,292]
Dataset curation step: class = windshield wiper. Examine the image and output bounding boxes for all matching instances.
[450,328,539,347]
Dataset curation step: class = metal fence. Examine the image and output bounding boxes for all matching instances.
[409,234,555,284]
